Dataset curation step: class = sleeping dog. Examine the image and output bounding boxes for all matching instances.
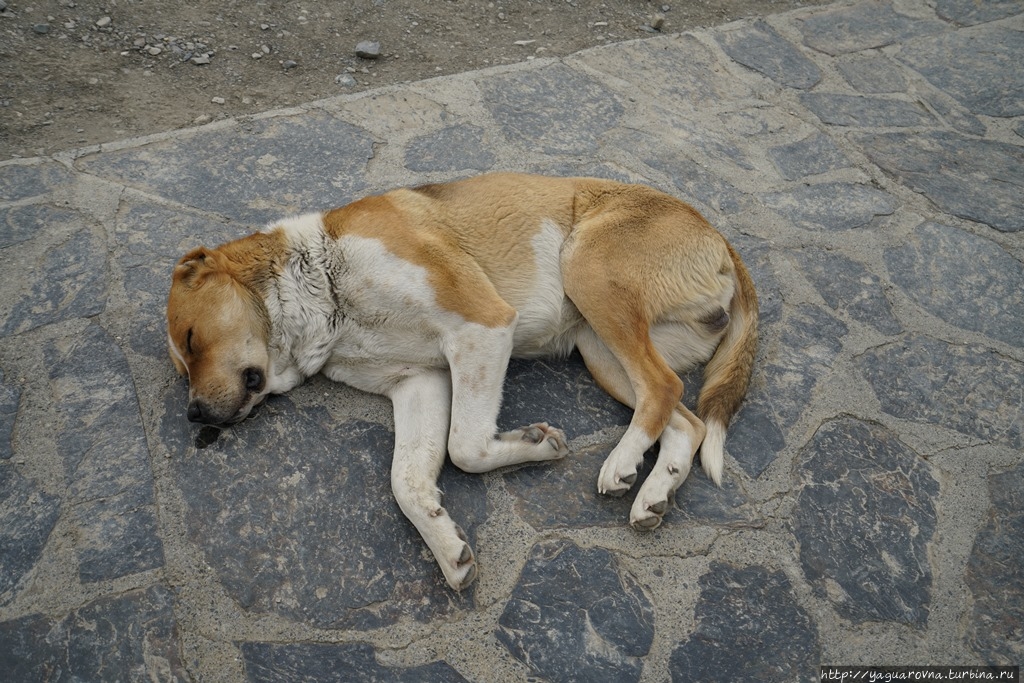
[166,173,758,590]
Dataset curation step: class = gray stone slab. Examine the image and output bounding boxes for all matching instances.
[0,369,18,460]
[794,417,938,626]
[45,323,164,581]
[921,90,987,136]
[478,63,623,154]
[0,223,108,338]
[1,203,74,249]
[503,437,758,530]
[855,131,1024,232]
[576,35,752,112]
[796,2,947,55]
[886,222,1023,347]
[760,182,895,231]
[799,92,935,127]
[837,54,908,94]
[241,642,470,682]
[404,124,495,173]
[496,539,654,683]
[858,335,1024,449]
[79,112,375,225]
[715,20,821,89]
[934,0,1024,25]
[768,133,850,181]
[669,562,820,683]
[499,352,632,437]
[161,390,483,629]
[899,26,1024,118]
[0,466,61,599]
[795,247,902,335]
[607,129,745,215]
[0,161,71,202]
[965,463,1024,666]
[0,585,187,682]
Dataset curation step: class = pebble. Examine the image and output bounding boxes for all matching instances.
[95,16,111,28]
[211,96,225,105]
[652,13,666,30]
[335,73,357,87]
[261,44,270,53]
[147,46,161,55]
[191,53,211,65]
[193,114,211,125]
[0,1,7,11]
[282,59,298,70]
[251,53,262,59]
[355,40,381,59]
[33,23,50,34]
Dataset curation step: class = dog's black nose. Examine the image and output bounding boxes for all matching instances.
[187,400,211,423]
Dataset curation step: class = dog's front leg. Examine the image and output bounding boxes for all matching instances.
[444,322,569,473]
[388,370,477,591]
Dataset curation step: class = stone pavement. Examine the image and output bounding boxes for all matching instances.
[1,0,1022,680]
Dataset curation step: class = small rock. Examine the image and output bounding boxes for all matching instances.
[0,1,8,12]
[211,96,225,105]
[513,39,536,46]
[335,73,357,87]
[652,13,666,30]
[355,40,381,59]
[95,16,111,28]
[260,23,270,30]
[251,52,262,59]
[193,114,212,125]
[191,53,211,65]
[282,59,298,70]
[147,46,161,55]
[33,23,50,34]
[133,37,146,47]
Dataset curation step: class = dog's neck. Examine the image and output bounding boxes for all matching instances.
[256,226,343,391]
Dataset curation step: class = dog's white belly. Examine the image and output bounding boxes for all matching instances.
[509,219,582,359]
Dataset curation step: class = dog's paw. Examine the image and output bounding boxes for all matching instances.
[442,526,478,592]
[597,457,639,497]
[630,495,670,531]
[505,422,569,460]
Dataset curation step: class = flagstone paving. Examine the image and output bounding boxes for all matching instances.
[1,1,1021,680]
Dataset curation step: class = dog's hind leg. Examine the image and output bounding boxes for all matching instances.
[388,371,478,591]
[443,321,570,473]
[576,327,705,530]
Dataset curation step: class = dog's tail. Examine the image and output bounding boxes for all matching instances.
[696,243,759,485]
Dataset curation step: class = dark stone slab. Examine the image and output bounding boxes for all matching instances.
[499,352,632,437]
[728,234,783,325]
[858,335,1023,449]
[79,112,375,225]
[934,0,1024,25]
[497,539,654,683]
[795,247,902,335]
[837,55,907,94]
[920,90,987,136]
[242,642,469,682]
[606,129,745,215]
[0,161,71,201]
[405,124,495,173]
[478,63,623,154]
[794,417,938,626]
[727,304,847,477]
[796,2,947,56]
[45,323,164,581]
[715,20,821,89]
[161,388,484,629]
[1,224,108,338]
[768,133,850,181]
[899,26,1024,118]
[886,222,1023,347]
[965,463,1024,665]
[578,35,752,111]
[1,203,79,249]
[669,562,820,683]
[799,92,934,127]
[503,437,758,530]
[0,466,61,599]
[855,131,1024,232]
[760,182,895,231]
[0,369,19,460]
[0,585,187,682]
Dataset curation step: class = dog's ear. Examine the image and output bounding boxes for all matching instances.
[174,247,220,286]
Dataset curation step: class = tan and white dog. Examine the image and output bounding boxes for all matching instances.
[167,173,758,590]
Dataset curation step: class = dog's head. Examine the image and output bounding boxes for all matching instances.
[167,246,272,425]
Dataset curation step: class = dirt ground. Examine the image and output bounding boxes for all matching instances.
[1,0,828,159]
